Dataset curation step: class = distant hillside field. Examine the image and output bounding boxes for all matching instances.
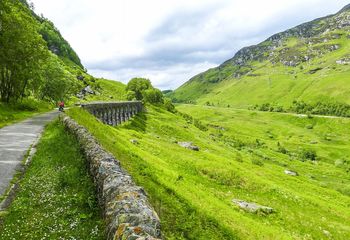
[170,6,350,108]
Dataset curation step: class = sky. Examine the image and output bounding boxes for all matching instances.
[31,0,350,90]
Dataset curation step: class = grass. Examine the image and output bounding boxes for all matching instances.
[67,105,350,239]
[0,99,52,128]
[82,78,126,102]
[0,120,105,239]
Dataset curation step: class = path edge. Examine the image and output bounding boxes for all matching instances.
[0,132,41,216]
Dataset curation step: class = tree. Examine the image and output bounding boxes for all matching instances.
[0,0,48,102]
[126,78,152,100]
[126,90,136,101]
[37,55,80,103]
[143,88,164,104]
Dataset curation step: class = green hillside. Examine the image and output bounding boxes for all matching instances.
[170,6,350,109]
[19,0,83,68]
[82,78,127,102]
[67,105,350,239]
[0,0,127,126]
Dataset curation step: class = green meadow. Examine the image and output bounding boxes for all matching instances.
[67,105,350,240]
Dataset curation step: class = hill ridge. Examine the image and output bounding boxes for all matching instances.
[170,4,350,108]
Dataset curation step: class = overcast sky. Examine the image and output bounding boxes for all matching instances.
[31,0,349,90]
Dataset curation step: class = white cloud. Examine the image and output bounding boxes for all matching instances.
[31,0,349,89]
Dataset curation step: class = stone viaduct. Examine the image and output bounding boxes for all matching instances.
[81,101,143,126]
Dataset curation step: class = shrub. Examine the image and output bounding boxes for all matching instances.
[235,152,243,162]
[194,119,208,131]
[299,148,317,161]
[180,112,193,123]
[14,100,39,111]
[251,158,264,166]
[164,98,176,113]
[252,103,284,112]
[143,88,164,104]
[277,142,288,154]
[126,90,136,101]
[290,100,350,117]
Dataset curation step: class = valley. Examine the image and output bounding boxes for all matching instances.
[66,104,350,239]
[1,1,350,239]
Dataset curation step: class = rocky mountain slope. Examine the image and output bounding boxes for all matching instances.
[170,4,350,108]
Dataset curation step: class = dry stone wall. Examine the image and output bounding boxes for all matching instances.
[81,101,143,126]
[60,115,161,240]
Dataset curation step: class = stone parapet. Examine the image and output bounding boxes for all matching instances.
[60,115,161,240]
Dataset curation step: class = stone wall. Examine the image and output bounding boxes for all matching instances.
[81,101,143,126]
[60,115,161,240]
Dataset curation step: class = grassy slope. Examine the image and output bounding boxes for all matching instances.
[0,120,105,239]
[67,105,350,240]
[171,30,350,108]
[83,78,126,102]
[0,100,52,128]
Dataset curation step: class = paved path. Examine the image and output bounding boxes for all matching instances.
[0,111,59,196]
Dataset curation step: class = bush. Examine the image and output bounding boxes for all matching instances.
[164,98,176,113]
[235,152,243,162]
[299,148,317,161]
[180,112,193,123]
[251,158,264,166]
[277,142,288,154]
[194,119,208,131]
[126,90,136,101]
[252,103,285,113]
[143,88,163,104]
[290,100,350,117]
[252,100,350,117]
[14,100,39,111]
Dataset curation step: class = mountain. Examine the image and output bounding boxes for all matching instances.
[18,0,83,69]
[170,5,350,109]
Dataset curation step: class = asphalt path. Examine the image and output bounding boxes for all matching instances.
[0,111,58,196]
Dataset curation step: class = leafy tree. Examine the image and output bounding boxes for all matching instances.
[126,90,136,101]
[0,0,48,102]
[143,88,164,104]
[126,78,177,111]
[126,78,152,100]
[37,55,81,103]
